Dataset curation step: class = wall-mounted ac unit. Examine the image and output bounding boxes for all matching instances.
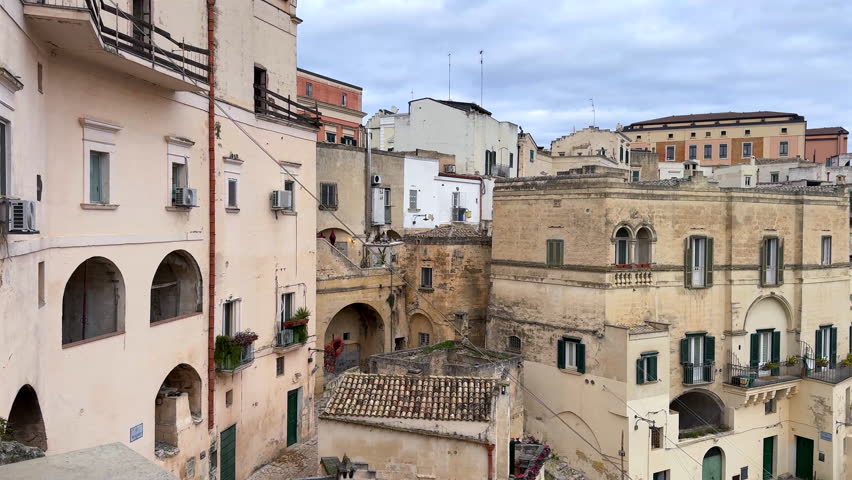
[5,199,37,233]
[445,165,457,173]
[371,187,385,225]
[174,187,198,207]
[371,174,382,185]
[271,190,293,210]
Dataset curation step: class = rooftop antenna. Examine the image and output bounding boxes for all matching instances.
[479,49,484,106]
[448,53,452,100]
[411,89,414,101]
[589,98,596,127]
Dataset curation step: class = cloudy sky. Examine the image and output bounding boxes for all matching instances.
[297,0,852,146]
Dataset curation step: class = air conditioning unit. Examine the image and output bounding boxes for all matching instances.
[5,199,37,233]
[173,187,198,207]
[371,174,382,185]
[371,187,385,225]
[445,164,457,173]
[271,190,293,210]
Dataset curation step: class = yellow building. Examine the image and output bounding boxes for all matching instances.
[489,171,850,479]
[624,111,807,166]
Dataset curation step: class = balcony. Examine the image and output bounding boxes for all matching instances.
[805,364,852,384]
[682,363,714,385]
[254,85,322,129]
[723,363,801,407]
[23,0,209,91]
[215,338,254,373]
[609,266,654,288]
[274,320,308,352]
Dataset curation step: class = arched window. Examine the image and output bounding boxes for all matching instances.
[155,364,203,455]
[8,385,47,451]
[615,227,631,265]
[508,335,521,353]
[62,257,125,345]
[636,227,653,265]
[150,251,202,323]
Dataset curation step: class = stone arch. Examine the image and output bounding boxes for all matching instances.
[610,223,635,242]
[669,388,726,431]
[743,294,794,333]
[409,312,436,347]
[613,225,633,265]
[7,385,47,451]
[62,257,126,345]
[154,364,203,452]
[325,303,385,375]
[635,226,655,264]
[150,250,202,323]
[702,446,725,480]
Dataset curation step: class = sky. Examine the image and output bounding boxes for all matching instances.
[296,0,852,146]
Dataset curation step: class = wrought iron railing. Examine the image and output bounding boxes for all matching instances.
[806,364,852,384]
[275,327,295,348]
[726,363,803,388]
[682,363,714,385]
[216,342,254,372]
[254,85,322,128]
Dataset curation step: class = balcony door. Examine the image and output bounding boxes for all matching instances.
[687,336,703,384]
[681,334,714,384]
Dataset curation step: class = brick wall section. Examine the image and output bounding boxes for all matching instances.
[655,140,685,162]
[296,76,361,111]
[732,137,764,164]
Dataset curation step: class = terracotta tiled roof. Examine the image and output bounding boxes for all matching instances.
[323,373,495,422]
[407,223,485,238]
[627,111,800,127]
[806,127,849,136]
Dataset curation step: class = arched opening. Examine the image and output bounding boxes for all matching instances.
[409,312,435,347]
[150,250,202,323]
[743,296,792,375]
[325,303,384,376]
[614,227,631,265]
[7,385,47,451]
[62,257,125,345]
[670,389,726,436]
[319,228,354,259]
[702,446,724,480]
[635,227,653,264]
[154,364,202,455]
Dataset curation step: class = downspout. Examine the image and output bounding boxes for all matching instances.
[206,0,216,432]
[485,443,495,480]
[365,131,372,243]
[478,177,484,231]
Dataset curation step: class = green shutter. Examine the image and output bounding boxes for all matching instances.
[759,239,767,287]
[704,336,715,364]
[777,240,785,285]
[576,343,586,373]
[849,325,851,354]
[680,338,689,364]
[771,331,781,375]
[705,237,714,287]
[546,241,552,265]
[815,329,823,360]
[684,237,693,288]
[750,333,760,369]
[648,355,657,381]
[557,338,566,369]
[636,358,645,385]
[556,240,564,266]
[830,327,838,368]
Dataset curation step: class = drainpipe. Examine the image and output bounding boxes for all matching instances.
[365,131,372,242]
[206,0,216,432]
[485,443,495,480]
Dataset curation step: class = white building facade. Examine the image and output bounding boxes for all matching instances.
[403,155,482,230]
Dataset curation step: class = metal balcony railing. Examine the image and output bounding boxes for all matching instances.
[254,85,322,128]
[682,363,714,385]
[806,364,852,384]
[216,342,254,372]
[726,363,803,388]
[275,327,295,348]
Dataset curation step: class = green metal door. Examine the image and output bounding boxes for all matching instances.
[702,447,723,480]
[795,436,814,480]
[287,389,299,447]
[220,424,236,480]
[762,436,775,480]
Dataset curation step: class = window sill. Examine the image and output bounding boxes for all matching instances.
[558,367,583,376]
[275,210,297,216]
[225,207,240,213]
[419,287,434,292]
[62,330,125,349]
[165,205,193,212]
[150,312,203,327]
[408,209,421,213]
[319,206,338,211]
[80,203,119,210]
[638,380,661,385]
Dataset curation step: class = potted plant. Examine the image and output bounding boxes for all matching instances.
[816,357,829,368]
[284,307,311,328]
[214,335,242,370]
[761,362,779,371]
[233,329,258,347]
[786,355,801,367]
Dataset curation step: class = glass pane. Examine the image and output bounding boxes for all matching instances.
[90,151,102,203]
[228,179,237,207]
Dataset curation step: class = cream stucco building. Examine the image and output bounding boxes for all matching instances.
[488,171,851,479]
[1,1,317,480]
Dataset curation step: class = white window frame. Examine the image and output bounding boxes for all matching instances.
[80,118,121,206]
[280,292,294,324]
[821,236,832,266]
[305,82,313,97]
[224,155,243,210]
[283,180,295,211]
[166,136,194,206]
[703,144,712,159]
[764,237,779,285]
[691,237,706,287]
[770,171,779,183]
[743,142,753,157]
[687,335,704,383]
[420,266,433,289]
[88,150,110,204]
[758,330,773,367]
[719,143,728,159]
[0,116,10,197]
[744,175,752,186]
[564,339,578,369]
[226,176,239,208]
[779,141,789,157]
[688,145,696,160]
[665,145,675,162]
[409,189,418,211]
[222,298,241,337]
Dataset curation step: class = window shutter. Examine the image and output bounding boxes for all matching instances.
[705,237,714,287]
[636,359,645,385]
[830,327,838,368]
[815,329,823,360]
[771,331,781,364]
[684,237,693,288]
[750,333,760,368]
[704,336,715,364]
[849,325,851,353]
[557,338,566,369]
[759,239,767,287]
[556,241,563,266]
[680,338,689,365]
[648,355,657,381]
[576,343,586,373]
[546,241,553,266]
[777,239,784,285]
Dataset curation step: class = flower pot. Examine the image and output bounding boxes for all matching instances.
[283,318,309,328]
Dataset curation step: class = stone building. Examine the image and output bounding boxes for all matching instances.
[1,1,318,479]
[297,68,366,146]
[624,111,807,165]
[518,132,552,177]
[488,171,851,479]
[550,126,632,170]
[628,149,659,182]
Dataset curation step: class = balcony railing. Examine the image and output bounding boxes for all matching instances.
[254,85,322,128]
[274,321,308,350]
[216,342,254,372]
[611,268,654,287]
[682,363,714,385]
[725,363,802,388]
[806,364,852,384]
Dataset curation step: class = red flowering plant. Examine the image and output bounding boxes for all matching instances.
[511,436,552,480]
[232,329,258,347]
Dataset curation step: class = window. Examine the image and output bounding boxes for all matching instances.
[636,227,652,264]
[665,145,675,161]
[342,332,350,340]
[508,335,521,352]
[742,142,752,157]
[636,135,642,140]
[226,177,238,208]
[305,82,313,97]
[341,136,356,146]
[150,251,203,323]
[546,239,564,266]
[341,93,347,106]
[529,149,534,162]
[761,237,783,286]
[779,141,789,156]
[253,66,268,113]
[685,236,713,288]
[326,132,337,143]
[719,143,728,159]
[652,470,669,480]
[89,150,110,203]
[384,187,391,225]
[690,132,696,138]
[667,133,673,139]
[420,266,433,289]
[815,325,837,368]
[720,130,727,137]
[38,261,45,307]
[280,292,294,324]
[276,357,285,376]
[765,398,776,414]
[705,131,711,137]
[320,183,338,209]
[745,129,751,135]
[688,145,697,160]
[0,119,7,196]
[615,227,630,265]
[509,152,514,168]
[821,236,832,266]
[225,389,233,407]
[744,175,752,186]
[632,170,640,182]
[650,427,663,449]
[409,189,418,210]
[283,180,295,211]
[781,127,788,134]
[749,329,778,372]
[703,144,712,159]
[636,352,658,384]
[680,333,715,384]
[770,172,779,183]
[37,63,43,93]
[222,299,239,337]
[419,332,431,347]
[62,257,126,345]
[557,337,585,373]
